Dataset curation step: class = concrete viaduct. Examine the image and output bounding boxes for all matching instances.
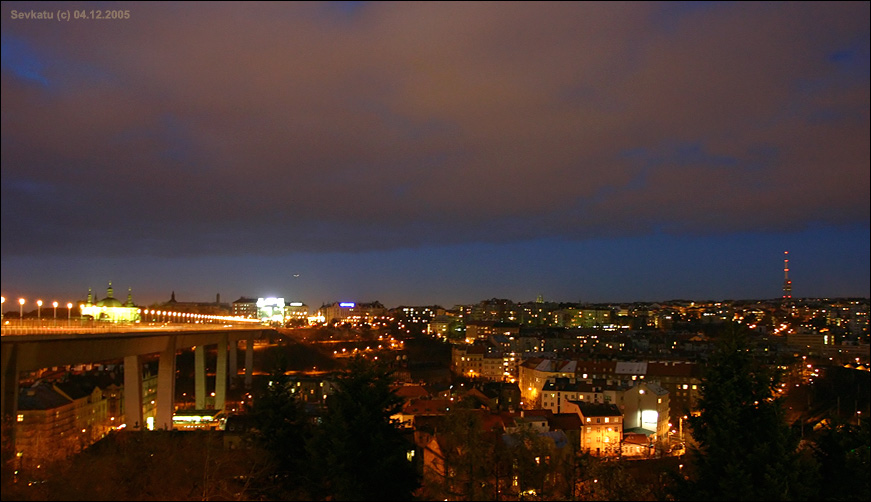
[1,326,272,431]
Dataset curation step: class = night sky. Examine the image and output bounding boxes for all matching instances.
[1,1,869,310]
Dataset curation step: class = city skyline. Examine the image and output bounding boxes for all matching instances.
[2,2,869,309]
[3,245,869,313]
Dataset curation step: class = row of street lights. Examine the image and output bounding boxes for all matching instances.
[1,296,74,321]
[3,296,259,325]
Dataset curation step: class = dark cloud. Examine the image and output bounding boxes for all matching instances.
[2,1,869,259]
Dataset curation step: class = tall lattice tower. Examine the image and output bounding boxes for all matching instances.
[782,251,792,301]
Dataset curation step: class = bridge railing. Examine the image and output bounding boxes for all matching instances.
[1,319,262,336]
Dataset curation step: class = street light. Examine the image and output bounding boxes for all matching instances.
[53,301,58,320]
[19,298,25,320]
[67,302,73,323]
[37,300,43,320]
[679,415,687,452]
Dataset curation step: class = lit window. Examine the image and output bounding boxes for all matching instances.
[17,414,24,422]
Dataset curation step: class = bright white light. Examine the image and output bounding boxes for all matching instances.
[257,297,285,308]
[641,410,658,429]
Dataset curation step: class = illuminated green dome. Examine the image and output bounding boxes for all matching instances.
[96,282,123,308]
[96,297,123,308]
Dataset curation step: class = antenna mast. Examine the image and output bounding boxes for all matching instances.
[782,251,792,301]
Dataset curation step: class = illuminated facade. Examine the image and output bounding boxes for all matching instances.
[232,297,258,318]
[465,321,520,343]
[621,381,670,449]
[15,381,111,472]
[172,409,224,430]
[571,359,701,425]
[568,401,623,457]
[79,282,140,323]
[257,297,286,325]
[451,343,517,382]
[557,307,613,328]
[428,314,460,339]
[284,302,309,322]
[518,358,578,408]
[540,378,609,414]
[451,344,507,381]
[319,301,387,325]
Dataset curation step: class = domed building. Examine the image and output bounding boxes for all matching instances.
[80,282,141,323]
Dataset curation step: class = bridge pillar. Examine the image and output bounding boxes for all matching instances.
[155,335,177,430]
[215,337,227,411]
[195,345,206,409]
[229,340,238,388]
[123,354,143,430]
[1,342,19,425]
[244,336,254,389]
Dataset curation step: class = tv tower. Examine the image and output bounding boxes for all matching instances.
[782,251,792,301]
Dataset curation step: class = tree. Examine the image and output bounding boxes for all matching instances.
[307,355,419,501]
[247,353,314,499]
[808,417,870,501]
[504,423,561,500]
[673,323,819,501]
[12,430,269,501]
[575,456,657,501]
[425,408,504,501]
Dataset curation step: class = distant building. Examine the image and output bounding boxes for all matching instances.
[620,381,670,454]
[428,314,453,338]
[79,282,141,323]
[172,409,224,431]
[15,380,111,471]
[518,358,578,407]
[566,401,623,456]
[469,298,520,322]
[393,305,444,333]
[395,398,451,428]
[476,381,521,412]
[319,301,387,325]
[622,432,653,457]
[786,329,835,352]
[154,291,230,316]
[574,359,702,425]
[465,321,521,342]
[256,297,286,325]
[556,306,613,328]
[284,302,309,323]
[232,297,258,318]
[540,377,609,413]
